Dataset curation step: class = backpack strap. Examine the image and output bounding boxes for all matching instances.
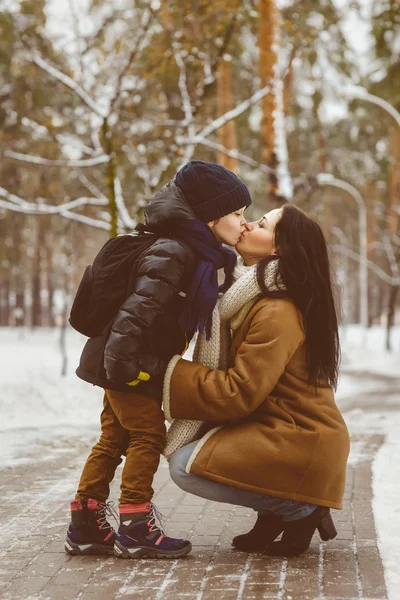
[135,223,156,235]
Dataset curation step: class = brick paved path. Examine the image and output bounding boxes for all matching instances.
[0,416,390,599]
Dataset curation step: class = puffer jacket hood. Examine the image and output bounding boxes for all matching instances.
[144,181,195,227]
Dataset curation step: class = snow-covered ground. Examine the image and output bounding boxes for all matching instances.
[0,327,100,432]
[338,325,400,600]
[0,324,399,598]
[340,323,400,378]
[0,327,100,467]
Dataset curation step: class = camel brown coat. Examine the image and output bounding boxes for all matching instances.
[164,297,350,509]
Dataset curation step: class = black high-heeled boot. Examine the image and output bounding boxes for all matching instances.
[265,506,337,557]
[232,513,285,552]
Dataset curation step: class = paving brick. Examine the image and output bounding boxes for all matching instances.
[357,546,388,598]
[8,575,51,593]
[49,565,94,586]
[40,584,86,599]
[22,553,69,577]
[241,582,280,597]
[202,592,245,600]
[283,557,320,597]
[163,576,207,595]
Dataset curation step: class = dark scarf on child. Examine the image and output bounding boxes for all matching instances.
[137,219,237,339]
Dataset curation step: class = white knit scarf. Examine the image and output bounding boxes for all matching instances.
[163,257,285,459]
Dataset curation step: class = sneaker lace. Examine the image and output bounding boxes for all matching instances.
[97,500,119,530]
[148,503,167,536]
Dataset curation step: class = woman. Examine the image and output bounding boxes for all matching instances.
[162,204,350,557]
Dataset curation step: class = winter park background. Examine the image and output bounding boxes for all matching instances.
[1,0,400,599]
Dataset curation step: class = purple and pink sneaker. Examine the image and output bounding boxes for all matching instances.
[65,498,117,556]
[114,502,192,559]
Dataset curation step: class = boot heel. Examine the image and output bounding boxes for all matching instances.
[317,512,337,541]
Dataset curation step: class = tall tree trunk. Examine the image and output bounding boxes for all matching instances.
[260,0,279,205]
[283,52,294,118]
[12,220,26,327]
[366,187,377,326]
[371,275,382,324]
[46,242,55,327]
[31,217,45,328]
[216,56,238,173]
[349,257,359,324]
[14,270,25,327]
[385,128,399,348]
[102,117,118,238]
[367,201,377,261]
[376,281,385,324]
[60,278,69,377]
[386,284,399,351]
[259,0,292,207]
[389,126,399,235]
[0,277,11,326]
[59,222,74,377]
[317,133,327,172]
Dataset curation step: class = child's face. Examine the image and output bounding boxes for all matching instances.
[208,208,247,246]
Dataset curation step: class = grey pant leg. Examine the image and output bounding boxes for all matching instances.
[169,441,316,521]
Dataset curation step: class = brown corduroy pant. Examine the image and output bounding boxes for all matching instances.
[76,389,166,504]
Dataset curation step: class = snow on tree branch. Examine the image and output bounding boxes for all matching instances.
[59,211,111,231]
[191,137,275,174]
[317,173,366,211]
[174,51,194,127]
[330,245,399,285]
[193,15,237,102]
[115,176,135,230]
[138,117,187,128]
[382,232,400,278]
[317,173,369,328]
[174,50,196,165]
[392,233,400,247]
[127,151,152,199]
[0,187,107,213]
[195,80,275,141]
[91,129,104,154]
[110,8,154,113]
[31,53,107,118]
[3,150,109,168]
[344,86,400,130]
[0,199,111,230]
[0,200,33,213]
[78,174,107,201]
[55,134,103,157]
[272,72,293,198]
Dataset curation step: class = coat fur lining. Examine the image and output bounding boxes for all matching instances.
[185,426,223,474]
[163,354,181,422]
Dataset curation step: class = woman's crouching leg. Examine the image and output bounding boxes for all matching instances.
[169,443,316,521]
[169,442,200,493]
[169,442,270,507]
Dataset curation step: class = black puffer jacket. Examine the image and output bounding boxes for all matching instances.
[76,182,198,397]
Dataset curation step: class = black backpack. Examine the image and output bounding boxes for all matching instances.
[69,229,158,338]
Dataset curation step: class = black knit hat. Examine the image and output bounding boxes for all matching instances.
[175,160,252,222]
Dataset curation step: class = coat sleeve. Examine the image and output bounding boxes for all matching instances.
[104,238,194,384]
[164,300,305,422]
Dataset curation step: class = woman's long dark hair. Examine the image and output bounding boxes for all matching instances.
[256,204,340,390]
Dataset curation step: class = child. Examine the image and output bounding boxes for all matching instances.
[65,160,252,559]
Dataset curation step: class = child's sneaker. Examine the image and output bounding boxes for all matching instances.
[65,498,117,555]
[114,502,192,559]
